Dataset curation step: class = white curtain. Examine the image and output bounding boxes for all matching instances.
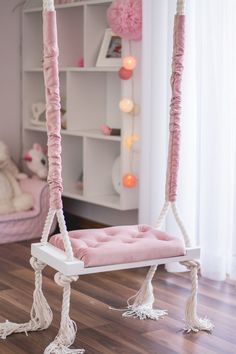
[139,0,236,281]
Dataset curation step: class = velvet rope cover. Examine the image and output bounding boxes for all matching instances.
[165,14,185,202]
[43,11,62,209]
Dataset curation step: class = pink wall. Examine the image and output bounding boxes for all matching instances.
[0,1,21,163]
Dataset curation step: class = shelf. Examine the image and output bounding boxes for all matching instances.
[24,0,112,13]
[24,126,121,141]
[23,66,119,73]
[63,184,121,210]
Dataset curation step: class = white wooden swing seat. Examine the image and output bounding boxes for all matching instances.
[32,241,200,276]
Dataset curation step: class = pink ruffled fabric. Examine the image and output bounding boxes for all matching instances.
[107,0,142,41]
[43,11,62,209]
[165,15,185,202]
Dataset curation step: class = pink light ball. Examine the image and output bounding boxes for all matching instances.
[118,67,133,80]
[122,56,137,70]
[107,0,142,41]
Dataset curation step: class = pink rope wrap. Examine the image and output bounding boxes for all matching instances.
[43,11,63,209]
[165,15,185,202]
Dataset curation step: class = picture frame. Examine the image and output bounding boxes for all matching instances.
[96,28,122,67]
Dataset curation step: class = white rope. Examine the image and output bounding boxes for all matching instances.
[44,273,84,354]
[43,0,55,11]
[171,202,192,247]
[41,208,56,245]
[177,0,185,14]
[156,201,170,229]
[0,257,53,338]
[56,209,74,261]
[180,261,214,332]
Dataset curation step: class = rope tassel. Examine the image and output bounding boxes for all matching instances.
[118,266,167,321]
[44,273,84,354]
[0,257,53,339]
[181,261,214,333]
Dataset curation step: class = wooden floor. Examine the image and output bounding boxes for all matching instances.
[0,241,235,354]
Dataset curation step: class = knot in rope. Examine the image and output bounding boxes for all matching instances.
[54,273,78,287]
[30,257,46,272]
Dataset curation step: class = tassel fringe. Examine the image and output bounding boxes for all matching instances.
[0,257,52,339]
[182,261,214,333]
[111,265,168,321]
[44,273,84,354]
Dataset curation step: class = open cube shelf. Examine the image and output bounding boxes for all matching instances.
[22,0,141,211]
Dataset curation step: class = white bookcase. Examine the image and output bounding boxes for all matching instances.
[22,0,141,212]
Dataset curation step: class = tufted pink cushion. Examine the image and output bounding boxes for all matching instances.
[50,224,186,267]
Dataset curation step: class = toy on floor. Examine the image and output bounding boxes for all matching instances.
[0,141,33,215]
[23,143,48,180]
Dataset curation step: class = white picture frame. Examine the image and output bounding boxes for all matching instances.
[96,28,122,67]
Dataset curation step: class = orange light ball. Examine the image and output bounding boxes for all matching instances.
[118,67,133,80]
[122,173,137,188]
[122,56,137,71]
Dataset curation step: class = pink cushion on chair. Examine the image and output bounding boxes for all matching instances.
[50,225,186,267]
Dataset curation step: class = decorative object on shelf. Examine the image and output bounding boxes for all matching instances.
[100,124,121,136]
[96,28,122,67]
[119,98,134,113]
[76,172,83,191]
[118,66,133,80]
[107,0,142,41]
[23,143,48,180]
[122,173,137,188]
[0,141,33,215]
[30,102,46,126]
[76,57,84,67]
[112,156,121,194]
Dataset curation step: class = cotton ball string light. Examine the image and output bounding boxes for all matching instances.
[122,173,137,188]
[107,0,142,41]
[122,56,137,71]
[119,98,134,113]
[118,67,133,80]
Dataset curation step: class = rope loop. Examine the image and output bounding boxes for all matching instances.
[30,257,46,272]
[54,273,78,287]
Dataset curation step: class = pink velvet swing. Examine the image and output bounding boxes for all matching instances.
[0,0,213,353]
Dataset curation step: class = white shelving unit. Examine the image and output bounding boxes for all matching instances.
[22,0,140,211]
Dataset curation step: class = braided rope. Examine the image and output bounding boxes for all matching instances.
[43,0,54,11]
[177,0,185,14]
[56,209,74,261]
[180,261,214,332]
[41,208,56,245]
[44,273,84,354]
[171,202,192,247]
[0,257,53,338]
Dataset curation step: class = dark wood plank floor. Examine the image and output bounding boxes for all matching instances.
[0,241,235,354]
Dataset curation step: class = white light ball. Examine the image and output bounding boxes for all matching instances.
[119,98,134,113]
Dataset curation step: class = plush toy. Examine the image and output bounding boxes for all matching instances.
[23,143,48,180]
[0,141,34,215]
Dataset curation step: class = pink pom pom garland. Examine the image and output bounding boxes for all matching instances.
[107,0,142,41]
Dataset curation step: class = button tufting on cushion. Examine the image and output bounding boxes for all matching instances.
[49,224,186,268]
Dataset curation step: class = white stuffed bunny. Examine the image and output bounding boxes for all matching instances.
[0,141,34,214]
[23,143,48,180]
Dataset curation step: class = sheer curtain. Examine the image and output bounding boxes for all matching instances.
[139,0,236,281]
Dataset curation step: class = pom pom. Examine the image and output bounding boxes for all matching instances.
[122,56,137,70]
[100,124,112,136]
[107,0,142,41]
[118,67,133,80]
